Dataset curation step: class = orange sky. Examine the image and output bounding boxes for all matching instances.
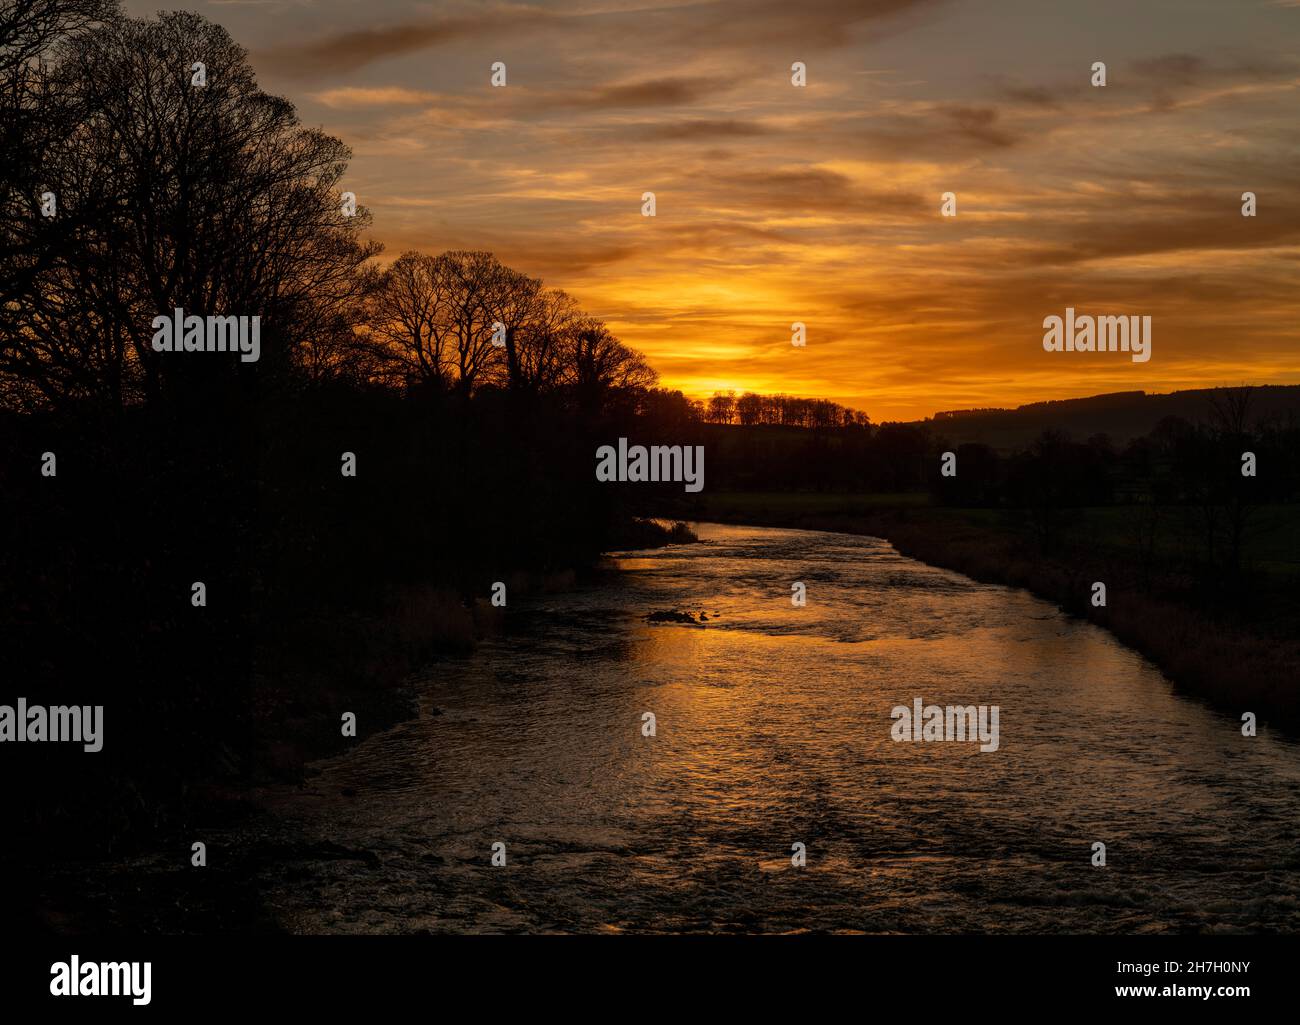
[130,0,1300,421]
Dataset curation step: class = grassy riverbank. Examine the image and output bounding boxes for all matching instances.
[697,492,1300,729]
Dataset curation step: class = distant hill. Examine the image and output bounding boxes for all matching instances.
[905,385,1300,452]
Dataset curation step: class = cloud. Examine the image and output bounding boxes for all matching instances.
[503,76,742,113]
[710,168,925,216]
[311,86,441,109]
[990,78,1063,109]
[1132,53,1209,87]
[258,11,551,77]
[836,102,1026,158]
[583,76,728,108]
[637,119,775,140]
[255,0,942,79]
[657,0,946,50]
[1024,206,1300,266]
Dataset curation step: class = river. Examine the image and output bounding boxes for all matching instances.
[250,523,1300,933]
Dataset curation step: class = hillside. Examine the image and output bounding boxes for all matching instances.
[911,385,1300,451]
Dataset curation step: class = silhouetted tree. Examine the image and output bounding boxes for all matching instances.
[370,251,454,388]
[500,283,577,396]
[1,9,379,411]
[0,0,120,409]
[563,317,656,413]
[706,391,736,424]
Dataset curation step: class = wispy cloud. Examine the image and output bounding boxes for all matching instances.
[312,86,442,109]
[125,0,1300,419]
[258,12,546,77]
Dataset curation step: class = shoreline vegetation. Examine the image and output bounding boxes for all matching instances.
[19,518,695,935]
[249,517,696,785]
[694,493,1300,731]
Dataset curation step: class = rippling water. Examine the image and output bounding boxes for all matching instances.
[254,523,1300,934]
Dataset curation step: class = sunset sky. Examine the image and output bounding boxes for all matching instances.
[128,0,1299,421]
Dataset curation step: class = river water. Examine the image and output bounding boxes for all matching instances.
[253,523,1300,933]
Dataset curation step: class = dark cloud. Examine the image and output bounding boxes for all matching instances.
[940,105,1019,147]
[260,21,473,77]
[713,168,924,215]
[844,103,1024,157]
[638,119,774,140]
[255,0,942,79]
[664,0,946,50]
[1132,53,1208,86]
[498,241,642,278]
[990,78,1063,109]
[1024,206,1300,266]
[578,76,730,109]
[1127,52,1300,112]
[258,10,554,77]
[988,52,1300,118]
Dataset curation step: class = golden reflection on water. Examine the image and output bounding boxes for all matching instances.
[255,523,1300,934]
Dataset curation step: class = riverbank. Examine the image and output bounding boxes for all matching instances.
[249,517,698,785]
[696,492,1300,730]
[20,516,699,934]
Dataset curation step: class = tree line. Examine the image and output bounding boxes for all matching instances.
[0,3,655,417]
[701,390,870,429]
